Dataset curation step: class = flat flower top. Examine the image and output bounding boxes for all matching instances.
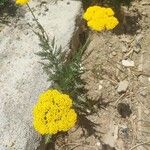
[83,6,119,31]
[16,0,30,5]
[33,89,77,135]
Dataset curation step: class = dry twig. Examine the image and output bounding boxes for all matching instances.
[129,141,150,150]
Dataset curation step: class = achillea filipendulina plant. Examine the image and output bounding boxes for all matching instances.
[83,6,119,31]
[16,0,29,5]
[15,0,98,144]
[33,89,77,135]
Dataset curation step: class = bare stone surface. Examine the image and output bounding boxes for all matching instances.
[0,0,82,150]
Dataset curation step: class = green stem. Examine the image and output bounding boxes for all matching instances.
[26,3,49,41]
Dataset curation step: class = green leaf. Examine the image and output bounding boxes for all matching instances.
[45,135,52,144]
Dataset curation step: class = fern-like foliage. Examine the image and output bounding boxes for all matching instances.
[0,0,6,5]
[35,29,95,115]
[36,30,98,137]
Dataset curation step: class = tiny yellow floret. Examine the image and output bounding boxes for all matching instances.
[16,0,29,5]
[83,6,119,31]
[33,89,77,135]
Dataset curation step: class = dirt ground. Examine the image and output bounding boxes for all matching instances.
[1,0,150,150]
[55,0,150,150]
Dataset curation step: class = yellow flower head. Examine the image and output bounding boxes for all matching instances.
[16,0,29,5]
[33,89,77,135]
[83,6,119,31]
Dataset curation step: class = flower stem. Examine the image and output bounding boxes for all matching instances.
[26,3,49,41]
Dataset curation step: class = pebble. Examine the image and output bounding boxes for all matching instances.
[99,80,103,84]
[96,142,101,146]
[136,29,142,34]
[119,124,128,132]
[86,109,91,113]
[132,115,136,120]
[112,51,117,56]
[138,64,143,72]
[142,11,147,16]
[121,45,128,53]
[122,59,135,67]
[136,34,143,42]
[98,85,103,90]
[117,80,129,93]
[144,109,149,115]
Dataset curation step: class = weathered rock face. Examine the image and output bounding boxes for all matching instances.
[0,0,82,149]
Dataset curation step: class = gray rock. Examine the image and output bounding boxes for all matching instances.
[122,59,135,67]
[117,80,129,93]
[112,51,117,56]
[0,0,82,150]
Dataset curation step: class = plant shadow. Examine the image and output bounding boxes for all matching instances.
[0,0,17,24]
[113,9,142,35]
[82,0,142,35]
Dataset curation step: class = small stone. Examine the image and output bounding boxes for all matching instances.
[117,80,129,93]
[144,109,149,115]
[121,44,128,53]
[112,51,117,56]
[136,29,142,34]
[119,124,128,133]
[96,142,101,146]
[142,11,147,16]
[98,85,103,90]
[99,80,103,84]
[136,34,143,42]
[86,109,91,113]
[122,59,135,67]
[132,115,136,120]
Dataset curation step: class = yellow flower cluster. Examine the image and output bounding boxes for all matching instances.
[16,0,29,5]
[83,6,119,31]
[33,89,77,135]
